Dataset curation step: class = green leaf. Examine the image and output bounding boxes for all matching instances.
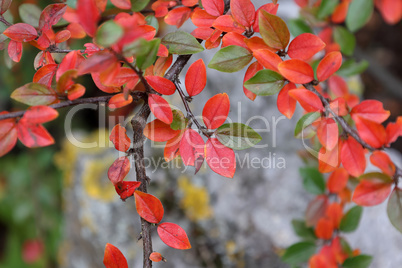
[317,0,339,20]
[19,4,41,28]
[170,110,187,131]
[387,187,402,233]
[244,69,284,96]
[340,206,363,232]
[281,241,316,265]
[208,45,253,73]
[132,0,151,12]
[259,10,290,50]
[136,38,161,70]
[291,220,317,240]
[162,31,204,55]
[11,83,57,106]
[215,123,262,150]
[333,26,356,56]
[346,0,374,32]
[96,20,124,47]
[294,112,321,138]
[299,167,325,195]
[358,172,393,183]
[337,59,369,76]
[145,15,159,33]
[288,18,313,37]
[342,255,373,268]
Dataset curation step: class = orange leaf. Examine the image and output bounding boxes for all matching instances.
[182,0,198,6]
[326,203,343,228]
[148,94,173,124]
[277,82,297,119]
[243,61,263,101]
[22,106,58,124]
[110,124,131,152]
[134,190,164,223]
[111,0,131,9]
[108,93,133,109]
[230,0,255,28]
[317,118,339,150]
[56,50,84,81]
[328,75,349,97]
[115,181,141,201]
[3,23,38,42]
[164,132,183,162]
[103,243,128,268]
[328,97,348,117]
[201,0,225,17]
[157,222,191,250]
[315,218,334,240]
[253,49,282,71]
[77,0,100,37]
[378,0,402,25]
[352,179,392,206]
[179,128,204,166]
[164,7,192,28]
[245,36,276,52]
[67,83,85,100]
[287,33,326,61]
[331,1,350,24]
[341,137,366,177]
[278,60,315,84]
[149,252,164,262]
[327,168,349,194]
[385,116,402,146]
[108,156,130,185]
[191,9,216,28]
[33,64,58,88]
[92,73,120,94]
[316,51,342,82]
[144,119,180,142]
[205,138,236,178]
[202,93,230,129]
[318,143,341,173]
[212,15,245,34]
[350,100,390,124]
[370,151,395,176]
[354,116,387,148]
[0,115,17,157]
[8,40,22,62]
[185,59,207,97]
[288,89,324,112]
[145,76,176,95]
[221,32,248,50]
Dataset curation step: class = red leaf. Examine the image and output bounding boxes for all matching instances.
[149,252,164,262]
[148,94,173,124]
[386,116,402,146]
[341,137,366,177]
[331,1,350,24]
[278,59,315,84]
[305,195,329,226]
[110,124,131,152]
[157,222,191,250]
[115,181,141,201]
[370,151,395,177]
[287,33,326,61]
[0,115,17,157]
[252,3,279,32]
[111,0,131,9]
[205,138,236,178]
[315,218,334,240]
[78,51,117,75]
[243,61,263,101]
[350,100,390,124]
[201,0,225,17]
[57,50,84,81]
[179,128,204,166]
[258,10,290,50]
[245,36,276,52]
[182,0,198,6]
[221,32,248,50]
[92,73,120,93]
[317,118,339,150]
[328,75,349,97]
[33,64,58,87]
[134,190,164,223]
[22,106,58,124]
[277,82,297,119]
[143,119,180,142]
[352,179,392,206]
[39,4,67,32]
[202,93,230,129]
[108,156,131,185]
[164,132,183,162]
[67,83,85,100]
[288,89,324,112]
[378,0,402,25]
[103,243,128,268]
[3,23,38,42]
[77,0,100,37]
[316,51,342,82]
[253,48,282,71]
[55,30,71,43]
[22,239,44,264]
[185,59,207,97]
[230,0,255,28]
[108,93,133,109]
[8,40,22,62]
[191,9,217,28]
[17,122,54,148]
[318,142,341,173]
[0,0,11,15]
[327,168,349,194]
[145,76,176,95]
[212,15,245,34]
[164,7,192,28]
[354,116,387,148]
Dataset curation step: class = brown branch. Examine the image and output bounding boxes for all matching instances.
[0,15,12,27]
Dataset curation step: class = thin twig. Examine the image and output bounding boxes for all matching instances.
[0,16,12,27]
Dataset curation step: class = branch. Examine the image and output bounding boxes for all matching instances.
[0,15,12,27]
